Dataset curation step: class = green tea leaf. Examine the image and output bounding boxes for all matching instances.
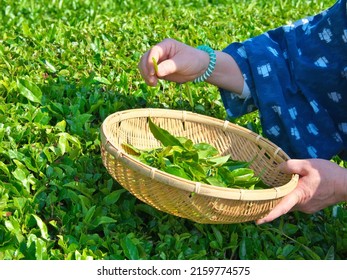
[41,59,57,73]
[152,57,159,75]
[94,76,111,85]
[34,236,48,260]
[121,235,140,260]
[281,244,295,257]
[0,161,10,176]
[22,22,32,37]
[211,225,223,248]
[122,143,141,155]
[13,197,27,214]
[207,155,230,166]
[231,168,261,187]
[32,214,49,240]
[92,216,117,227]
[180,138,194,150]
[282,223,299,236]
[148,118,183,147]
[206,176,227,187]
[103,189,126,205]
[84,206,96,225]
[163,165,191,180]
[181,161,206,181]
[216,166,235,186]
[5,218,25,243]
[194,143,219,158]
[224,160,250,171]
[324,246,335,260]
[17,79,42,104]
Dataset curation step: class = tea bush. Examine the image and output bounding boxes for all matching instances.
[1,0,346,260]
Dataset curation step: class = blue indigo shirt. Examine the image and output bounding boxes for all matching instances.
[220,0,347,160]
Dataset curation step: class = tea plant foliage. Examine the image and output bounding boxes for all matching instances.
[1,0,346,260]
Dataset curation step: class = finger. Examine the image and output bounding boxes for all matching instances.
[256,189,300,225]
[156,58,178,78]
[147,47,161,76]
[149,41,176,72]
[138,51,158,86]
[278,159,308,176]
[138,51,150,78]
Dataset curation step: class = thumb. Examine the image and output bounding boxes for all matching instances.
[156,59,178,78]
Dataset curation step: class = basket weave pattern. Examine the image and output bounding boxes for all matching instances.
[101,109,298,224]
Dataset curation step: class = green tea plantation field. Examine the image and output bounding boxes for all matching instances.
[0,0,346,260]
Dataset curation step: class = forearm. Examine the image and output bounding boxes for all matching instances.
[339,166,347,203]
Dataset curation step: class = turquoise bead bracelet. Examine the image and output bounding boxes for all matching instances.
[193,45,216,83]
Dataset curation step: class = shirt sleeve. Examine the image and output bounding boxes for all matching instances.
[219,0,347,160]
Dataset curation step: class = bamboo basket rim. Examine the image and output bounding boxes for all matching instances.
[101,108,299,202]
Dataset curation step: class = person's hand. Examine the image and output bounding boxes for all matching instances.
[138,38,210,86]
[256,159,347,224]
[138,38,245,92]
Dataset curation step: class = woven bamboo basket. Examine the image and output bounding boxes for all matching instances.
[100,108,298,224]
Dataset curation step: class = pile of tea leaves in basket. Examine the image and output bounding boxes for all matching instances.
[123,118,270,190]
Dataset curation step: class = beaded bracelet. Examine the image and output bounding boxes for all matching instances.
[193,45,216,83]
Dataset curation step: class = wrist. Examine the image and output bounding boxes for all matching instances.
[193,45,216,83]
[196,50,210,78]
